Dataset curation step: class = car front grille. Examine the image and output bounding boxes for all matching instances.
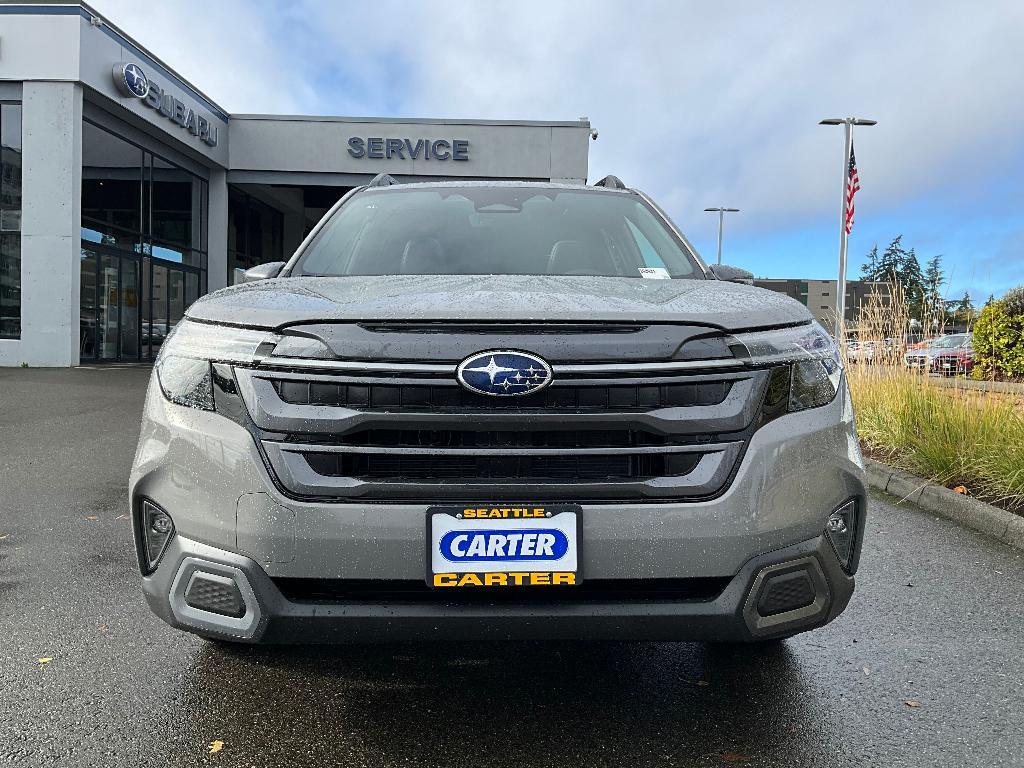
[271,379,733,411]
[233,334,772,503]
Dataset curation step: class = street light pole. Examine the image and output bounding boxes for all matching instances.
[819,117,876,339]
[703,207,740,265]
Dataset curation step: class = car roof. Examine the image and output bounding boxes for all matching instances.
[357,180,635,195]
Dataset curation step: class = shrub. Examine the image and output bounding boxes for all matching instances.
[1003,285,1024,318]
[972,298,1024,380]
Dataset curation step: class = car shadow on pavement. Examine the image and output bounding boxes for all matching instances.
[169,639,840,767]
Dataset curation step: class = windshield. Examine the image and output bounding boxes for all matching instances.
[933,335,968,348]
[293,186,704,278]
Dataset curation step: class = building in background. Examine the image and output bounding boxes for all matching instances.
[0,2,591,366]
[754,278,891,330]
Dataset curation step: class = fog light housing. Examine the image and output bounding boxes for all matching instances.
[141,501,175,574]
[825,500,858,573]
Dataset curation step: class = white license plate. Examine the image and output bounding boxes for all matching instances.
[428,505,579,588]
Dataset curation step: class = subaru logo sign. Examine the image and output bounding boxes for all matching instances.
[456,351,553,397]
[117,63,149,98]
[111,62,219,147]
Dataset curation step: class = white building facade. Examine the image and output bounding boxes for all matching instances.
[0,2,591,365]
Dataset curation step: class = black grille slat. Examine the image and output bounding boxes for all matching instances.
[273,577,732,604]
[295,428,709,450]
[271,379,732,411]
[302,451,700,482]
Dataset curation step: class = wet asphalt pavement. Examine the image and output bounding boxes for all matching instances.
[1,367,1023,767]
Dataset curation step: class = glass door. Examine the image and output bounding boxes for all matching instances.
[97,253,120,360]
[119,257,140,359]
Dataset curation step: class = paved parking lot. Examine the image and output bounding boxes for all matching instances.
[1,367,1023,767]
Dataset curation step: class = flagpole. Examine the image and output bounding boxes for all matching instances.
[819,117,877,340]
[836,121,853,340]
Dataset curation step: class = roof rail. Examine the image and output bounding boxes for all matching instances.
[367,173,399,188]
[592,175,628,190]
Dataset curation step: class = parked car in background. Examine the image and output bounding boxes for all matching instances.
[846,340,876,364]
[930,338,974,376]
[904,333,971,371]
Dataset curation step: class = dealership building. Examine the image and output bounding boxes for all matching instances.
[0,2,592,366]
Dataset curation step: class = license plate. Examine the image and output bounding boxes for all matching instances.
[427,505,580,588]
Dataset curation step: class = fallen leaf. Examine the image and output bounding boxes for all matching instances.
[953,485,968,495]
[696,680,710,687]
[862,666,871,676]
[85,516,99,522]
[904,699,921,708]
[97,624,108,633]
[208,740,224,754]
[37,657,53,669]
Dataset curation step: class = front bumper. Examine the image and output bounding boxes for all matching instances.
[131,371,865,643]
[143,531,856,643]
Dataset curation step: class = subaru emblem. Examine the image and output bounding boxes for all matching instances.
[456,351,553,397]
[113,62,150,99]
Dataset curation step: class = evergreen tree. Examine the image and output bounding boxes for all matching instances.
[878,236,904,282]
[985,293,996,307]
[899,248,925,320]
[860,245,880,281]
[946,291,975,325]
[921,256,942,327]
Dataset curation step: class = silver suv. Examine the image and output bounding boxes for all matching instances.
[130,176,865,644]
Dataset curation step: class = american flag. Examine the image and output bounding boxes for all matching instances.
[845,143,860,234]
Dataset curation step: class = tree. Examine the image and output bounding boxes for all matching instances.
[860,245,880,281]
[922,255,945,327]
[946,290,975,325]
[898,248,925,320]
[878,236,904,282]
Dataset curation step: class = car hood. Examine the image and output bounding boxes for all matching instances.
[186,275,811,331]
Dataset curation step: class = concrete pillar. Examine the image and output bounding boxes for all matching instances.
[207,167,228,292]
[12,82,82,366]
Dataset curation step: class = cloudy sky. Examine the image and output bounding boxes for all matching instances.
[95,0,1024,301]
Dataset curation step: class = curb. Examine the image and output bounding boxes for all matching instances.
[864,458,1024,550]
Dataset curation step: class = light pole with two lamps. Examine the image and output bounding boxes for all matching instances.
[703,207,740,265]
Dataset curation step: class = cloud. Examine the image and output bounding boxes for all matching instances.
[87,0,1024,296]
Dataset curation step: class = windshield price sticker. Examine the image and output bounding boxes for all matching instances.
[639,267,671,279]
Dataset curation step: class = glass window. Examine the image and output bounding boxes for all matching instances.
[97,253,120,359]
[79,120,208,360]
[151,263,168,353]
[119,257,140,359]
[228,187,284,284]
[1,103,22,338]
[626,219,666,268]
[81,121,143,250]
[1,233,21,338]
[168,270,184,330]
[295,187,703,279]
[80,248,97,359]
[185,271,199,309]
[152,156,192,251]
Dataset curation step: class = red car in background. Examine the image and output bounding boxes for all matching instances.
[930,338,974,376]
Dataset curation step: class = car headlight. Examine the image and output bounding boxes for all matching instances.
[729,322,843,411]
[155,320,278,410]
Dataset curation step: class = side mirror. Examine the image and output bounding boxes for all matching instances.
[243,262,286,282]
[709,264,754,284]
